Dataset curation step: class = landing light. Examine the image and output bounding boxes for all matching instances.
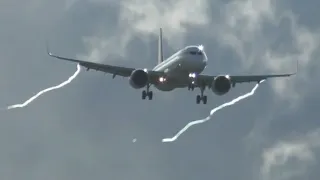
[159,77,166,82]
[189,73,196,78]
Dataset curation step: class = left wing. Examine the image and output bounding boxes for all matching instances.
[197,73,294,87]
[196,61,298,87]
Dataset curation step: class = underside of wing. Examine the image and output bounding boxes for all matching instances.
[197,72,295,87]
[196,60,297,87]
[46,46,166,84]
[229,73,295,84]
[47,48,136,77]
[189,71,296,96]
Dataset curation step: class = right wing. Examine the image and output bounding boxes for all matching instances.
[47,48,134,77]
[46,45,165,82]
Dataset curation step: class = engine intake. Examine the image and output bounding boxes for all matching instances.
[212,75,232,95]
[129,69,149,89]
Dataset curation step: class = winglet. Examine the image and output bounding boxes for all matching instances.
[284,59,299,76]
[294,59,299,75]
[289,59,299,75]
[45,40,52,56]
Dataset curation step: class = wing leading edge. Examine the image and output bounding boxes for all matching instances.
[46,45,135,77]
[197,60,298,87]
[46,44,165,83]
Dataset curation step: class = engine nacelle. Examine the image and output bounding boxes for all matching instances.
[211,75,232,95]
[129,69,149,89]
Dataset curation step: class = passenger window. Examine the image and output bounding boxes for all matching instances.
[189,51,197,55]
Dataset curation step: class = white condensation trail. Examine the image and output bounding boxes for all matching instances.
[162,80,265,142]
[7,64,81,110]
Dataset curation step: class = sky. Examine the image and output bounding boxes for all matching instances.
[0,0,320,179]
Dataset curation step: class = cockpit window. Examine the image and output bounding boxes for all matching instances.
[189,51,202,55]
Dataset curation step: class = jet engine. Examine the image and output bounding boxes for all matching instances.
[211,75,232,95]
[129,69,149,89]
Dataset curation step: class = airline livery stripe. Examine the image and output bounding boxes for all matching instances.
[153,54,181,71]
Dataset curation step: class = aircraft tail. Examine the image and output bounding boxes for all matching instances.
[158,28,164,64]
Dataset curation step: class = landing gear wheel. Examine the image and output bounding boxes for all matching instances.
[148,91,153,100]
[188,84,195,91]
[196,95,201,104]
[203,95,207,104]
[196,95,207,104]
[195,85,207,104]
[142,90,147,99]
[142,84,153,100]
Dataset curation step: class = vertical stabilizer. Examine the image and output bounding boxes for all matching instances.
[158,28,164,64]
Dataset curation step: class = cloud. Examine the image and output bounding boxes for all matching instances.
[1,0,319,179]
[207,0,320,103]
[74,0,320,104]
[77,0,210,62]
[260,129,320,180]
[120,0,209,39]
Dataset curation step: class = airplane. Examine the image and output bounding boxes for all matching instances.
[46,28,297,104]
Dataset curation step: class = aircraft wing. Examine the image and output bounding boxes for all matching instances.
[47,50,135,77]
[46,47,164,82]
[196,60,298,87]
[197,73,295,87]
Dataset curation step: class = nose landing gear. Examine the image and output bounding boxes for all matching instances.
[188,84,195,91]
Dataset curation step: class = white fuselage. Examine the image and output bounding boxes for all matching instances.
[152,45,208,91]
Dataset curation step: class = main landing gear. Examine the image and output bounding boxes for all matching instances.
[142,84,153,100]
[196,85,207,104]
[188,83,207,104]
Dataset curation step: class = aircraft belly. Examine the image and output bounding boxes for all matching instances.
[154,83,175,91]
[154,78,188,91]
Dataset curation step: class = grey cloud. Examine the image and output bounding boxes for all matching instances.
[0,0,320,180]
[260,129,320,180]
